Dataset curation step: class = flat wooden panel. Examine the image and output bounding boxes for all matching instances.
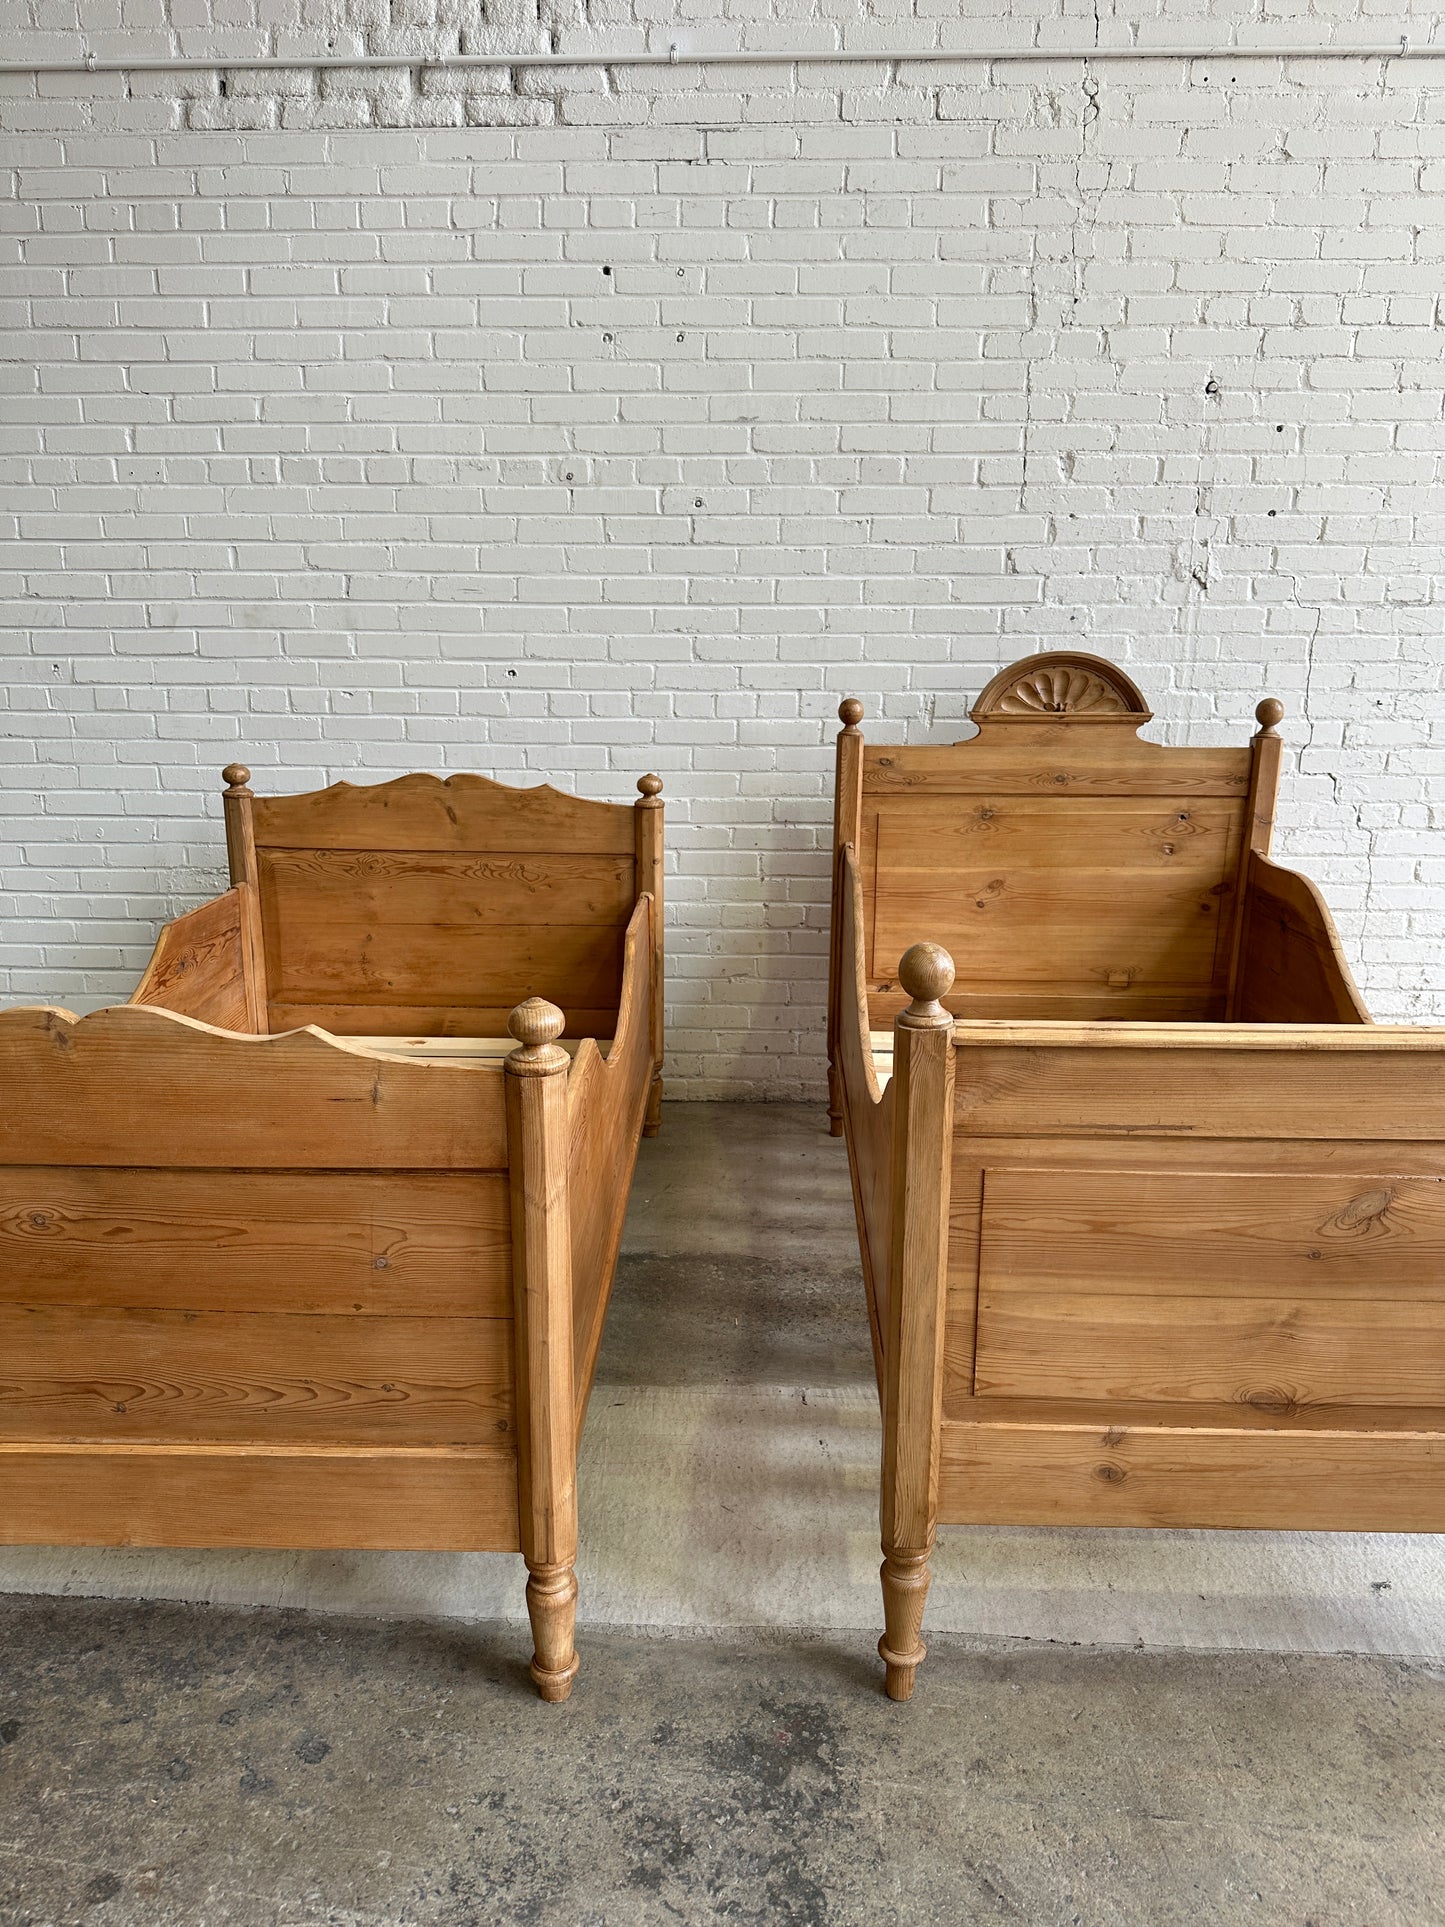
[130,889,250,1031]
[980,1166,1445,1302]
[262,848,635,930]
[0,1006,508,1169]
[938,1416,1445,1531]
[870,796,1239,1005]
[0,1443,519,1550]
[875,794,1242,879]
[252,772,635,857]
[0,1308,513,1445]
[1237,853,1371,1024]
[945,1136,1445,1414]
[260,846,631,1024]
[976,1290,1445,1408]
[861,735,1251,798]
[269,1004,620,1041]
[0,1168,510,1316]
[951,1033,1445,1140]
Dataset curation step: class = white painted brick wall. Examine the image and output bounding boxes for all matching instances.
[3,2,1444,1096]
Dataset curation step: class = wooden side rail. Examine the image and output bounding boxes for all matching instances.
[836,842,895,1384]
[129,888,259,1032]
[1234,852,1372,1024]
[566,894,657,1429]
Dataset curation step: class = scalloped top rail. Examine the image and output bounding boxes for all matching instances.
[248,769,642,858]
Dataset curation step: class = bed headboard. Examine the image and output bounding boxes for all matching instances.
[221,766,664,1040]
[832,652,1282,1028]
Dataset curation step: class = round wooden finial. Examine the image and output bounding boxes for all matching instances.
[839,698,864,729]
[508,997,566,1051]
[1255,697,1284,737]
[637,773,663,798]
[222,763,251,794]
[898,941,955,1025]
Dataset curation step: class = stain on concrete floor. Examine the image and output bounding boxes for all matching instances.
[1,1594,1441,1927]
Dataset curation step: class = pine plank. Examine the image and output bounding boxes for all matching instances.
[938,1416,1445,1531]
[566,898,656,1429]
[1236,852,1372,1023]
[0,1308,514,1445]
[0,1167,511,1315]
[0,1443,519,1550]
[269,1004,620,1040]
[979,1165,1445,1302]
[252,771,635,857]
[129,889,250,1031]
[0,1006,508,1169]
[974,1289,1445,1408]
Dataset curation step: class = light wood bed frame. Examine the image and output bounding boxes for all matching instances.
[828,651,1445,1699]
[0,763,665,1700]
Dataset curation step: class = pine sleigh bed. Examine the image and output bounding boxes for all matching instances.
[0,763,664,1701]
[829,651,1445,1700]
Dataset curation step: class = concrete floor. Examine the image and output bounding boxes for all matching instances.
[3,1595,1443,1925]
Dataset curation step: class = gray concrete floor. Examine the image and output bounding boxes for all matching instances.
[3,1102,1445,1923]
[2,1595,1442,1926]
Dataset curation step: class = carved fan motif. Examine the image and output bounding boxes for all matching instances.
[995,666,1130,717]
[970,652,1152,725]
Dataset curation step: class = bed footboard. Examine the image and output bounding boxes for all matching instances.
[942,1023,1445,1531]
[0,1005,518,1554]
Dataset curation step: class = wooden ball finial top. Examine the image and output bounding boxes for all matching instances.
[839,698,864,730]
[898,941,956,1026]
[221,763,251,795]
[1255,697,1284,737]
[637,773,663,799]
[508,997,566,1051]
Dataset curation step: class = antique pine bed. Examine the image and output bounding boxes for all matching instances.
[0,762,664,1700]
[828,650,1445,1699]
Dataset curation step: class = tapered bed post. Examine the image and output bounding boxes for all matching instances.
[634,774,665,1136]
[505,995,580,1702]
[829,700,866,1136]
[1225,698,1285,1019]
[879,940,956,1700]
[220,763,268,1034]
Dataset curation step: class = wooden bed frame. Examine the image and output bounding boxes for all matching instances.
[828,651,1445,1699]
[0,763,665,1700]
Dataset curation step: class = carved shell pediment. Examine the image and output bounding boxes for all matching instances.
[971,653,1152,725]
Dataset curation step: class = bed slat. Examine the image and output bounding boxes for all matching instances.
[0,1308,513,1446]
[0,1167,511,1316]
[0,1443,519,1550]
[940,1418,1445,1531]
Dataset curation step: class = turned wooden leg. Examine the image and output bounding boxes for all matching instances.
[827,1061,844,1138]
[878,1545,932,1701]
[642,1070,663,1138]
[525,1560,579,1703]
